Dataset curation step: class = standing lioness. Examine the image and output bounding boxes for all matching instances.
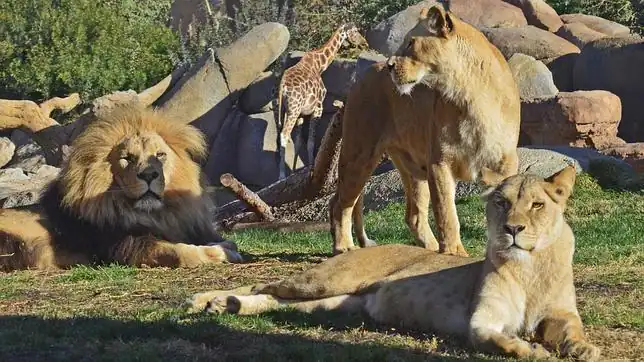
[190,165,600,361]
[330,6,521,256]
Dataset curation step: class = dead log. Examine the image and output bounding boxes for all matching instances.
[214,103,346,225]
[220,173,275,221]
[0,94,81,166]
[227,220,329,232]
[308,100,344,197]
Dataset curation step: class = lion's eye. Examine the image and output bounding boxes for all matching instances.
[494,197,509,210]
[121,154,135,164]
[156,151,167,159]
[531,202,544,210]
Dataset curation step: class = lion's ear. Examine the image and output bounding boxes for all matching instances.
[544,164,577,206]
[419,6,454,38]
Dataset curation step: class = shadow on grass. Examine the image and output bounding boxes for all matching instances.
[245,252,332,263]
[0,315,486,362]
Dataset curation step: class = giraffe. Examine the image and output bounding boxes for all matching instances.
[274,23,368,180]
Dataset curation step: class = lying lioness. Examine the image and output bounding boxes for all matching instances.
[190,165,600,361]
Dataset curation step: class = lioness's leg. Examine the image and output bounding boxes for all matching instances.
[113,237,243,268]
[204,293,364,315]
[427,162,468,256]
[397,168,438,251]
[331,146,383,254]
[538,310,600,361]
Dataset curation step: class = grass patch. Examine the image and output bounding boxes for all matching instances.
[0,173,642,360]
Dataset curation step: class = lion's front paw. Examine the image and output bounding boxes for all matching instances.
[202,244,244,263]
[563,341,601,361]
[186,290,224,313]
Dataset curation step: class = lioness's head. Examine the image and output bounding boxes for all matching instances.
[59,105,207,225]
[385,6,492,95]
[484,165,577,261]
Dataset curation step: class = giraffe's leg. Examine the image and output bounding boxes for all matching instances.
[279,107,300,180]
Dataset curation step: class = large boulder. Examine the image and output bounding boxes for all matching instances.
[154,23,289,140]
[0,137,15,168]
[520,90,623,149]
[555,22,606,49]
[546,53,578,92]
[239,71,278,114]
[367,0,527,56]
[560,13,631,37]
[482,25,580,61]
[503,0,562,32]
[508,53,558,100]
[573,35,644,142]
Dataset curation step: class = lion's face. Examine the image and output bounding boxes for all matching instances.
[109,132,176,211]
[484,166,576,261]
[386,6,460,95]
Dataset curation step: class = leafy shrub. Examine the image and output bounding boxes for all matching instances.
[546,0,642,33]
[0,0,179,102]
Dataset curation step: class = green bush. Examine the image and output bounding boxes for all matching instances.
[546,0,642,33]
[0,0,179,102]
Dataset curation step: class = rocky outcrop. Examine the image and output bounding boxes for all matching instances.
[508,53,558,100]
[573,35,644,142]
[503,0,562,32]
[0,137,15,168]
[520,91,623,149]
[366,0,527,56]
[482,25,580,61]
[599,143,644,173]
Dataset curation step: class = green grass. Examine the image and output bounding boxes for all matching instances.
[0,173,642,361]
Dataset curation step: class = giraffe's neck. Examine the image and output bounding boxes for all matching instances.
[310,27,346,73]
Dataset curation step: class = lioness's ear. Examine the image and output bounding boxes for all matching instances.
[419,6,454,38]
[544,164,577,205]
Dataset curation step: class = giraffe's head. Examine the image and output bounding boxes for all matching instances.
[339,23,368,49]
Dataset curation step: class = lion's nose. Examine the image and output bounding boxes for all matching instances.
[137,168,160,184]
[386,57,396,70]
[503,224,526,237]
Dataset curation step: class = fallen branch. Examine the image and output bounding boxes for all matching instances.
[220,173,275,221]
[308,100,344,198]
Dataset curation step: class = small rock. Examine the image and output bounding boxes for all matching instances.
[239,71,278,114]
[520,90,623,149]
[0,168,29,183]
[366,0,527,56]
[555,22,606,49]
[599,143,644,173]
[508,53,558,100]
[1,190,40,209]
[7,142,46,174]
[482,25,580,61]
[0,137,16,168]
[560,13,631,37]
[504,0,563,32]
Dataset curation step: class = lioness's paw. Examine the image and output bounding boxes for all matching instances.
[332,245,359,256]
[441,243,470,257]
[529,342,551,359]
[563,341,601,361]
[205,295,241,314]
[186,290,224,313]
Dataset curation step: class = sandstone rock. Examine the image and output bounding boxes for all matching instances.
[573,35,644,142]
[239,71,278,114]
[0,168,28,184]
[520,90,623,148]
[367,0,527,56]
[155,23,289,139]
[560,13,631,37]
[504,0,562,32]
[7,142,46,174]
[356,51,387,80]
[0,137,15,168]
[508,53,558,100]
[599,143,644,173]
[0,165,59,208]
[285,51,358,100]
[482,25,580,61]
[555,22,606,49]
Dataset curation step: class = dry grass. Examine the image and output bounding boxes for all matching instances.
[0,174,642,361]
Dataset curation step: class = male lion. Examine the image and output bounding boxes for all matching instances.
[190,165,600,361]
[331,6,521,256]
[0,105,242,271]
